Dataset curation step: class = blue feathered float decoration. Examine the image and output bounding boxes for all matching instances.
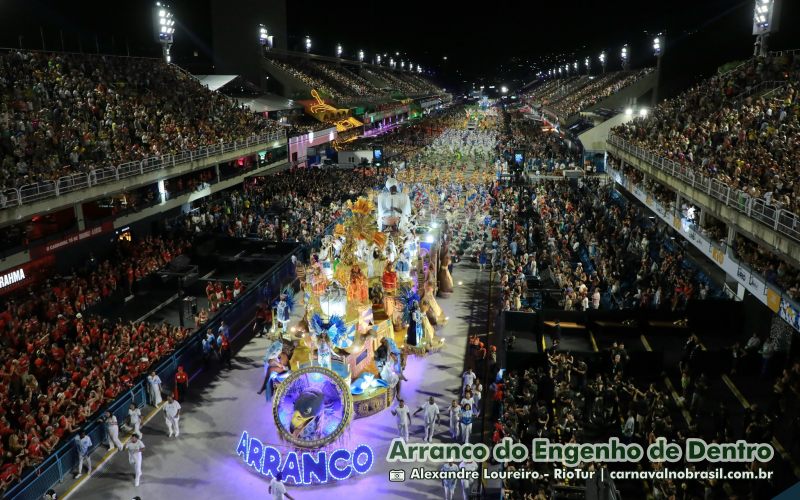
[350,372,389,395]
[272,286,295,312]
[309,313,355,349]
[396,284,420,324]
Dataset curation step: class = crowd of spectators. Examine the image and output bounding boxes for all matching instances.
[612,159,800,302]
[0,235,191,489]
[551,69,654,118]
[175,168,381,246]
[0,50,283,191]
[266,57,440,103]
[612,53,800,214]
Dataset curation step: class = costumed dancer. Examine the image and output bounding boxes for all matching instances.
[396,247,411,282]
[391,399,411,442]
[347,265,369,304]
[459,403,473,444]
[438,243,454,296]
[382,260,398,319]
[414,397,440,443]
[407,301,424,347]
[258,341,290,401]
[316,332,333,370]
[275,291,293,335]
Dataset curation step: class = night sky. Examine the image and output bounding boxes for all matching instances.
[0,0,798,96]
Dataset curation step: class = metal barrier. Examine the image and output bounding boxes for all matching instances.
[2,129,286,211]
[4,247,301,500]
[607,134,800,243]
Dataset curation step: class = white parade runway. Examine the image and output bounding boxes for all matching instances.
[59,262,489,500]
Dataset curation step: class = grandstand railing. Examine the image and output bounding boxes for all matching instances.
[1,129,286,212]
[607,134,800,243]
[3,244,301,500]
[607,163,800,317]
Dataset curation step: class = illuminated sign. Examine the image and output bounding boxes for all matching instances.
[0,269,25,290]
[272,366,354,448]
[235,431,373,485]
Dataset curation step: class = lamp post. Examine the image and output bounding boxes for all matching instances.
[336,43,342,58]
[585,56,590,75]
[358,50,365,62]
[154,2,175,63]
[599,51,606,73]
[305,35,311,53]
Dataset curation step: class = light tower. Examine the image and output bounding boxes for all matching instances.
[154,2,175,63]
[652,34,664,105]
[304,36,311,53]
[358,50,365,62]
[753,0,781,56]
[258,24,272,52]
[336,44,342,58]
[620,44,629,70]
[585,56,590,74]
[599,51,607,73]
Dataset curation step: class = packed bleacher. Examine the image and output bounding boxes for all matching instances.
[551,68,653,117]
[0,235,192,489]
[0,50,283,192]
[612,53,800,214]
[265,56,440,103]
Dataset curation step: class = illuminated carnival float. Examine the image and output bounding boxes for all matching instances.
[238,178,449,485]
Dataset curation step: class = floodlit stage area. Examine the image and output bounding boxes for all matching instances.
[56,263,489,500]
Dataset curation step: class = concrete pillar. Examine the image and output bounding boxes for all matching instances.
[725,226,737,258]
[74,203,85,231]
[698,209,706,228]
[215,163,221,181]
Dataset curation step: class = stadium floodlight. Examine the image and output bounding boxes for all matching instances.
[599,51,606,73]
[620,44,629,70]
[389,57,395,68]
[154,2,175,63]
[573,61,578,72]
[358,50,365,62]
[258,24,273,51]
[753,0,781,56]
[336,44,343,57]
[639,108,648,117]
[625,107,633,116]
[585,56,590,73]
[376,54,381,65]
[653,36,662,56]
[501,86,508,94]
[305,36,312,53]
[400,60,405,69]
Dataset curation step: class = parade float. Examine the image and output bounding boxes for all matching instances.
[262,177,447,428]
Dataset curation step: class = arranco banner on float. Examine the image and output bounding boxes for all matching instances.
[607,166,800,333]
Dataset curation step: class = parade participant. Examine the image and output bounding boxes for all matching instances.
[448,400,462,441]
[441,461,459,500]
[316,332,333,370]
[127,403,142,438]
[233,276,242,298]
[462,368,476,396]
[391,399,411,442]
[217,329,232,369]
[473,381,483,416]
[269,472,295,500]
[459,460,480,500]
[74,431,92,478]
[413,397,440,443]
[103,411,123,451]
[347,265,369,304]
[174,365,189,402]
[459,403,473,444]
[407,300,424,347]
[146,371,163,407]
[276,294,291,334]
[125,434,145,487]
[206,282,218,312]
[253,303,269,337]
[163,394,182,438]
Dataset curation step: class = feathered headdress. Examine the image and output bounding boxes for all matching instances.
[309,313,354,349]
[274,286,295,313]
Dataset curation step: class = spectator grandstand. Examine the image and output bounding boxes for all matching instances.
[0,50,283,192]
